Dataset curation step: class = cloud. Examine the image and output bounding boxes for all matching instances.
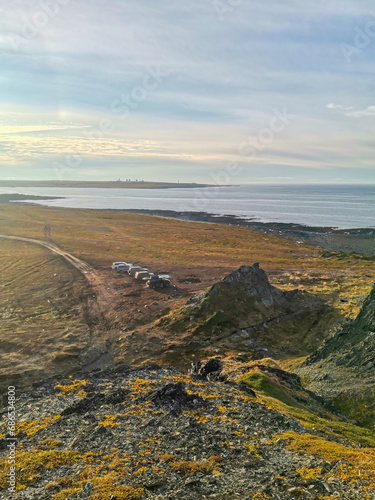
[326,103,354,110]
[0,0,374,182]
[0,124,88,135]
[346,106,375,118]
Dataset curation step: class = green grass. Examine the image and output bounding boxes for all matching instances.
[238,368,375,448]
[238,371,294,405]
[333,390,375,431]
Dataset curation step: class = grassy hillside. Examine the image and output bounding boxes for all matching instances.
[0,238,92,387]
[0,204,373,383]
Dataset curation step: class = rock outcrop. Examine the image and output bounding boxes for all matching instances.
[298,284,375,428]
[166,264,328,359]
[187,263,300,309]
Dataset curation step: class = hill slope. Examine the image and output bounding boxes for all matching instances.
[297,284,375,429]
[1,364,375,499]
[160,264,329,359]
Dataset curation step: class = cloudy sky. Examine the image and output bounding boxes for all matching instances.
[1,0,375,183]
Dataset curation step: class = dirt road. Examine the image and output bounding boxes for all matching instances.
[0,234,112,308]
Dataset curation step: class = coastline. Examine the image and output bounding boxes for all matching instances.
[1,195,374,256]
[0,193,63,204]
[0,180,212,189]
[122,208,375,257]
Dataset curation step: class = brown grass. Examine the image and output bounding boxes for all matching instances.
[0,204,372,305]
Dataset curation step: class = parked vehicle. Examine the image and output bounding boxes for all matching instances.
[135,270,152,281]
[146,275,170,289]
[112,262,127,270]
[128,266,146,277]
[116,263,133,272]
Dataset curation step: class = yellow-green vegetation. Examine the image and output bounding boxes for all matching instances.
[333,390,375,431]
[54,379,91,397]
[238,368,296,405]
[0,416,61,440]
[52,474,144,500]
[278,433,375,497]
[16,415,61,437]
[159,453,177,462]
[98,414,122,428]
[238,368,375,448]
[0,443,145,498]
[40,438,64,449]
[127,377,157,397]
[296,466,322,480]
[279,431,375,476]
[0,448,80,491]
[162,455,223,475]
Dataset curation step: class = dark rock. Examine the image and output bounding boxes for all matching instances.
[150,382,206,414]
[61,393,105,416]
[237,383,256,398]
[105,388,129,405]
[198,358,223,379]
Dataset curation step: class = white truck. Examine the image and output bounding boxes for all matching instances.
[128,266,147,277]
[112,262,126,270]
[135,270,153,281]
[113,262,132,272]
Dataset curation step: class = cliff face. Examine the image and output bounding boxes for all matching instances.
[164,264,329,359]
[298,284,375,428]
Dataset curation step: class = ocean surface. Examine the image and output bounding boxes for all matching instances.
[2,184,375,229]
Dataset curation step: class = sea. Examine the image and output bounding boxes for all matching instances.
[2,184,375,230]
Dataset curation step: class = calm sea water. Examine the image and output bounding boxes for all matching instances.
[2,184,375,229]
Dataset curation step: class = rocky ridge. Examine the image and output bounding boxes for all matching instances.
[1,363,375,499]
[162,264,329,358]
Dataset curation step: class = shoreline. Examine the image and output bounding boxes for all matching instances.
[0,193,63,203]
[122,209,375,257]
[2,198,374,256]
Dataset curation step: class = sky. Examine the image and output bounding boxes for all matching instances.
[0,0,375,184]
